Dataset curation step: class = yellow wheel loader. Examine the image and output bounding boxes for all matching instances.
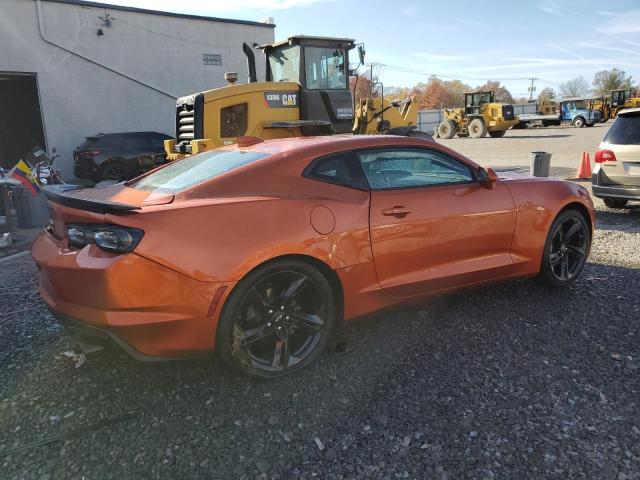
[592,88,640,121]
[164,36,424,160]
[437,91,518,139]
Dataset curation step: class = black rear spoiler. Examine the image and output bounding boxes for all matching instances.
[43,185,140,215]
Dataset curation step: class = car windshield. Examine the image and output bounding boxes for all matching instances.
[603,112,640,145]
[129,149,269,193]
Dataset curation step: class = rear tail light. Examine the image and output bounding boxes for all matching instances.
[77,150,101,158]
[66,224,144,253]
[595,149,616,163]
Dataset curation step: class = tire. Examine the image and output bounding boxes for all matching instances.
[101,162,128,182]
[488,130,506,138]
[468,118,487,138]
[585,123,594,127]
[438,120,456,139]
[537,209,590,288]
[603,198,628,209]
[216,259,339,379]
[573,117,585,128]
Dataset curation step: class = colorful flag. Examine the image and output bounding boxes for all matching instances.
[9,160,41,195]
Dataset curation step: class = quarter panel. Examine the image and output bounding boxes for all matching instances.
[118,190,372,283]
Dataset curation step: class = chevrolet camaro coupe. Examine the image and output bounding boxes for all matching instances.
[32,135,594,378]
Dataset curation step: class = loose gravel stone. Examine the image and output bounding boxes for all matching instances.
[0,189,638,479]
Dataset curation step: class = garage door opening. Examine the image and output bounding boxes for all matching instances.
[0,73,46,170]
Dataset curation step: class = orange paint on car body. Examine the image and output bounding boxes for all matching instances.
[32,135,595,360]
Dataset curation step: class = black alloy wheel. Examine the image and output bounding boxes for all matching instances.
[217,260,337,378]
[538,210,590,287]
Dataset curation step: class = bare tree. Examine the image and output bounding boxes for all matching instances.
[558,76,591,98]
[593,69,635,96]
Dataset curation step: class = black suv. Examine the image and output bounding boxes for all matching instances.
[73,132,171,182]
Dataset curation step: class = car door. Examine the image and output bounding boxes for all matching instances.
[361,146,517,297]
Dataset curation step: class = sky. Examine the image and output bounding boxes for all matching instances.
[103,0,640,97]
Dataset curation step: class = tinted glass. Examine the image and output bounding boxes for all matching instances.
[124,135,149,148]
[130,150,269,193]
[304,47,346,90]
[268,45,300,83]
[603,113,640,145]
[358,148,475,190]
[306,151,368,190]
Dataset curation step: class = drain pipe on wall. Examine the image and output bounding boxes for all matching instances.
[35,0,176,99]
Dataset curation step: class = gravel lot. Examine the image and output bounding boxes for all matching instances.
[437,122,609,171]
[1,184,639,478]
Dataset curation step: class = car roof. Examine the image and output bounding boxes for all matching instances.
[618,107,640,116]
[233,134,436,157]
[88,132,168,137]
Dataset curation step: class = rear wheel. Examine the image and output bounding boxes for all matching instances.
[216,259,338,378]
[488,130,506,138]
[468,118,487,138]
[438,120,456,139]
[573,117,585,128]
[604,198,628,209]
[537,210,590,288]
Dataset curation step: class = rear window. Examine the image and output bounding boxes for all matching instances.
[129,149,269,193]
[604,113,640,145]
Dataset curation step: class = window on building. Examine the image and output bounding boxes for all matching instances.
[202,54,222,66]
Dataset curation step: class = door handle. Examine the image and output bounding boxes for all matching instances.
[382,206,412,217]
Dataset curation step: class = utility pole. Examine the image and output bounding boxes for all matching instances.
[528,77,538,101]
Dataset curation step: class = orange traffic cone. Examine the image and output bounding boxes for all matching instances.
[576,151,592,179]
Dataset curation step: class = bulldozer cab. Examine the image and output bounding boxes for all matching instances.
[261,36,356,134]
[465,91,494,115]
[611,89,634,107]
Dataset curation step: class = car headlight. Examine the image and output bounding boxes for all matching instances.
[66,224,144,253]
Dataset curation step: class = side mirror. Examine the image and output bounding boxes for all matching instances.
[358,45,366,66]
[478,167,498,189]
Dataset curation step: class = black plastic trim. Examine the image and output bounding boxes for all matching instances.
[43,185,140,214]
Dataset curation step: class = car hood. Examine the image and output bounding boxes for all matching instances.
[44,184,174,214]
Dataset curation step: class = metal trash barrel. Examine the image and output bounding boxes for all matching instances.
[14,187,49,228]
[530,151,551,177]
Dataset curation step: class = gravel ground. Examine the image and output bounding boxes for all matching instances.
[1,189,639,480]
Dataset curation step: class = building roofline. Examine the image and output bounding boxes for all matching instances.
[42,0,276,28]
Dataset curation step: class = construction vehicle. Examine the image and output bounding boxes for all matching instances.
[593,88,640,121]
[164,36,424,160]
[437,91,518,139]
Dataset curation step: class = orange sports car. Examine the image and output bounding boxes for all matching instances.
[32,135,594,378]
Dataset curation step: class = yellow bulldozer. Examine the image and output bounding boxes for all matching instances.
[437,91,518,139]
[164,36,425,160]
[592,88,640,121]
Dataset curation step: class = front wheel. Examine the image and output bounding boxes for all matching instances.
[438,120,456,139]
[573,117,585,128]
[537,210,590,288]
[216,259,338,378]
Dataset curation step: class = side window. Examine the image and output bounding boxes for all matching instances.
[357,148,475,190]
[305,151,369,190]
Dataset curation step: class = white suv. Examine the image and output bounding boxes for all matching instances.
[592,107,640,208]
